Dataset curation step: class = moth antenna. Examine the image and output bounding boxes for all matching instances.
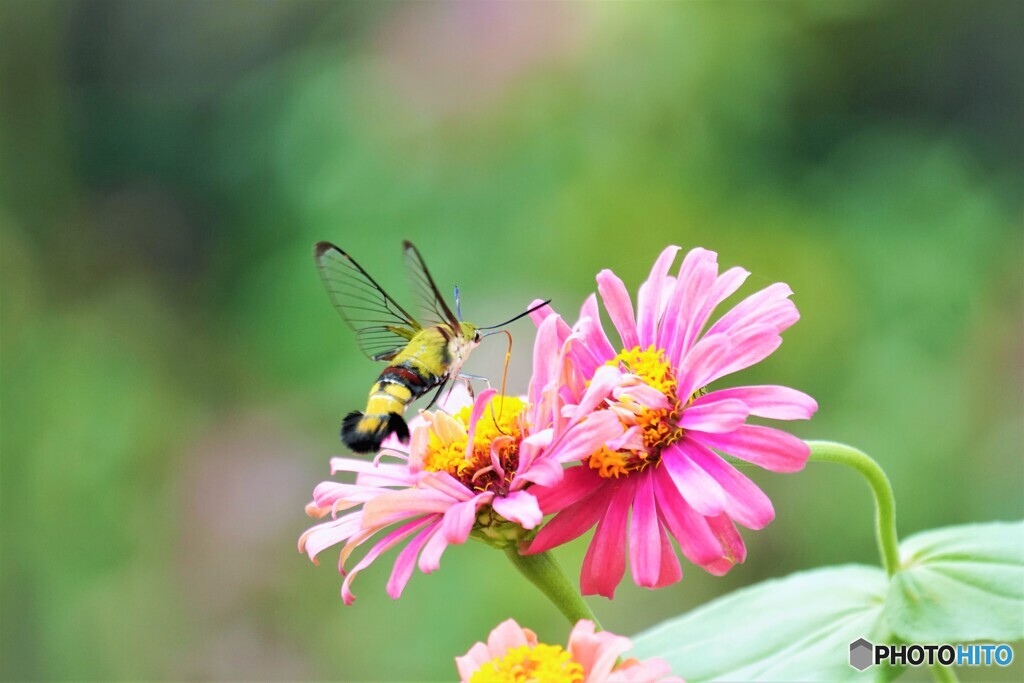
[479,299,551,330]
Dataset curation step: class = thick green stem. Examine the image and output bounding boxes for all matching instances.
[504,547,602,628]
[806,441,901,576]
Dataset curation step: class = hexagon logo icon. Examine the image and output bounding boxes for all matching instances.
[849,638,874,671]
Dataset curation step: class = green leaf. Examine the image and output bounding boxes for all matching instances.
[886,520,1024,642]
[630,565,896,682]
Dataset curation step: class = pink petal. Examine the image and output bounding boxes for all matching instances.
[565,366,621,428]
[419,471,475,501]
[340,517,429,604]
[417,524,449,573]
[692,424,810,472]
[661,443,727,516]
[672,264,750,363]
[706,282,796,338]
[361,487,453,527]
[679,324,783,394]
[487,618,537,653]
[678,398,749,433]
[492,490,543,529]
[465,388,499,456]
[580,480,635,598]
[597,269,638,350]
[675,332,733,400]
[628,472,662,588]
[549,409,624,465]
[311,481,381,511]
[331,457,416,485]
[613,382,671,411]
[577,293,616,362]
[456,642,494,681]
[697,385,818,420]
[569,621,634,681]
[683,437,774,529]
[653,519,683,588]
[566,621,603,674]
[531,465,605,514]
[660,248,720,364]
[298,512,363,562]
[636,246,680,347]
[437,380,474,414]
[525,482,609,554]
[441,496,487,543]
[653,467,726,569]
[565,329,602,382]
[527,299,561,329]
[385,518,437,599]
[707,514,746,570]
[529,316,562,409]
[708,324,784,383]
[515,456,563,488]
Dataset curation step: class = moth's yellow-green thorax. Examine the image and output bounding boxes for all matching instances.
[390,323,481,381]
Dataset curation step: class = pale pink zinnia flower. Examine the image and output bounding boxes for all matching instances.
[456,618,683,683]
[524,246,818,597]
[298,326,622,603]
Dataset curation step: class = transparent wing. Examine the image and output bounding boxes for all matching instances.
[314,242,421,361]
[403,240,461,333]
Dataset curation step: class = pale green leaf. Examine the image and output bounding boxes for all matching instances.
[630,565,896,682]
[886,520,1024,642]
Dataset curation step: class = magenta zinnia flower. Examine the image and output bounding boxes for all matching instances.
[524,246,817,597]
[456,618,683,682]
[299,326,622,603]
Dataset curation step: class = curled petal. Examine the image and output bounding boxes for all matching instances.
[548,409,625,465]
[386,518,438,599]
[441,495,488,544]
[341,517,432,604]
[577,293,616,362]
[636,245,680,347]
[597,269,638,350]
[465,388,499,455]
[492,490,543,529]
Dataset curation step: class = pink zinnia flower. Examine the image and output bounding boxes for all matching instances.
[299,327,622,603]
[524,246,818,597]
[456,618,683,682]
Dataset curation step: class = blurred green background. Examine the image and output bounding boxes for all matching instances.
[2,1,1021,681]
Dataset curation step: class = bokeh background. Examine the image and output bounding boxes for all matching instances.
[2,1,1021,681]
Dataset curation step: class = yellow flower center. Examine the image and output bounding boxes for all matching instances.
[421,395,527,494]
[608,344,677,397]
[469,644,584,683]
[588,345,696,479]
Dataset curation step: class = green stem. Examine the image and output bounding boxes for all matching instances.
[928,662,960,683]
[504,547,602,629]
[806,441,901,577]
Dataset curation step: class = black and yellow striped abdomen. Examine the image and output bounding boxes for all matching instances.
[340,328,454,453]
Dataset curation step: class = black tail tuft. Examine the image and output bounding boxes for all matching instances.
[340,410,410,454]
[388,413,410,443]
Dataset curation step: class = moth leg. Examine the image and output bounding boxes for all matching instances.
[423,379,449,412]
[457,372,512,433]
[456,372,492,401]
